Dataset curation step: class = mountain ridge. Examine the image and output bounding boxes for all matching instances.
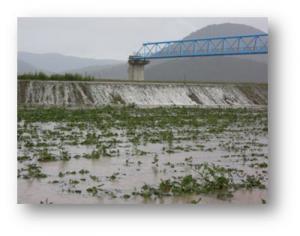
[18,51,124,74]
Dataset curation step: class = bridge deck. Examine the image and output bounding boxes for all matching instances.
[130,34,268,60]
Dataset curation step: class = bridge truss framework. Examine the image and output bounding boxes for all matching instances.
[130,33,268,61]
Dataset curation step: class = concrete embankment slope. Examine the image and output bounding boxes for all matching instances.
[18,80,268,107]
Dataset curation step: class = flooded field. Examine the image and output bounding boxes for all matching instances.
[17,106,268,204]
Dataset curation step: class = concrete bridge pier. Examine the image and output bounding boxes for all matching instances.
[128,59,149,81]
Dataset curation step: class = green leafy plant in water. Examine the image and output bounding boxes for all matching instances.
[86,186,98,196]
[107,172,119,181]
[19,164,47,179]
[17,155,31,162]
[240,175,266,189]
[40,198,53,204]
[79,169,89,175]
[37,149,56,162]
[137,163,243,200]
[81,132,98,145]
[84,150,101,159]
[60,151,71,161]
[89,175,100,182]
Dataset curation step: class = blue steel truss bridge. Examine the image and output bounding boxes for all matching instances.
[128,33,268,80]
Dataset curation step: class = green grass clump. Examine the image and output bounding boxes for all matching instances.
[111,94,125,105]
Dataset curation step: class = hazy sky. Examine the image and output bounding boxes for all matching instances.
[18,18,267,60]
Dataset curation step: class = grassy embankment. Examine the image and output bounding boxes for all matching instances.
[18,73,95,81]
[18,73,268,85]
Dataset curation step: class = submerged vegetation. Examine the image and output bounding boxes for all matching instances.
[18,105,268,204]
[18,105,267,129]
[18,164,47,179]
[134,163,266,200]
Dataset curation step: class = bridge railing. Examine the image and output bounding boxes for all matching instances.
[130,33,268,60]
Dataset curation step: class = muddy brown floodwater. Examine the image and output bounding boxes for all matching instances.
[17,107,268,204]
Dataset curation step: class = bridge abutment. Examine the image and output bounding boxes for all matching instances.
[128,59,149,81]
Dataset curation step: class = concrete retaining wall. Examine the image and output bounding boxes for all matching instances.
[18,80,268,107]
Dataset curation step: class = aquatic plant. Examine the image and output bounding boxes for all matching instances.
[60,151,71,161]
[18,164,47,179]
[40,198,53,204]
[86,186,98,196]
[17,155,31,162]
[136,163,265,200]
[79,169,90,175]
[37,149,56,162]
[81,132,98,145]
[240,175,266,189]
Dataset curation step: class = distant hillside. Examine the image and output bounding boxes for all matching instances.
[186,23,264,39]
[17,60,41,75]
[145,57,267,83]
[182,23,267,64]
[65,63,128,79]
[18,52,124,73]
